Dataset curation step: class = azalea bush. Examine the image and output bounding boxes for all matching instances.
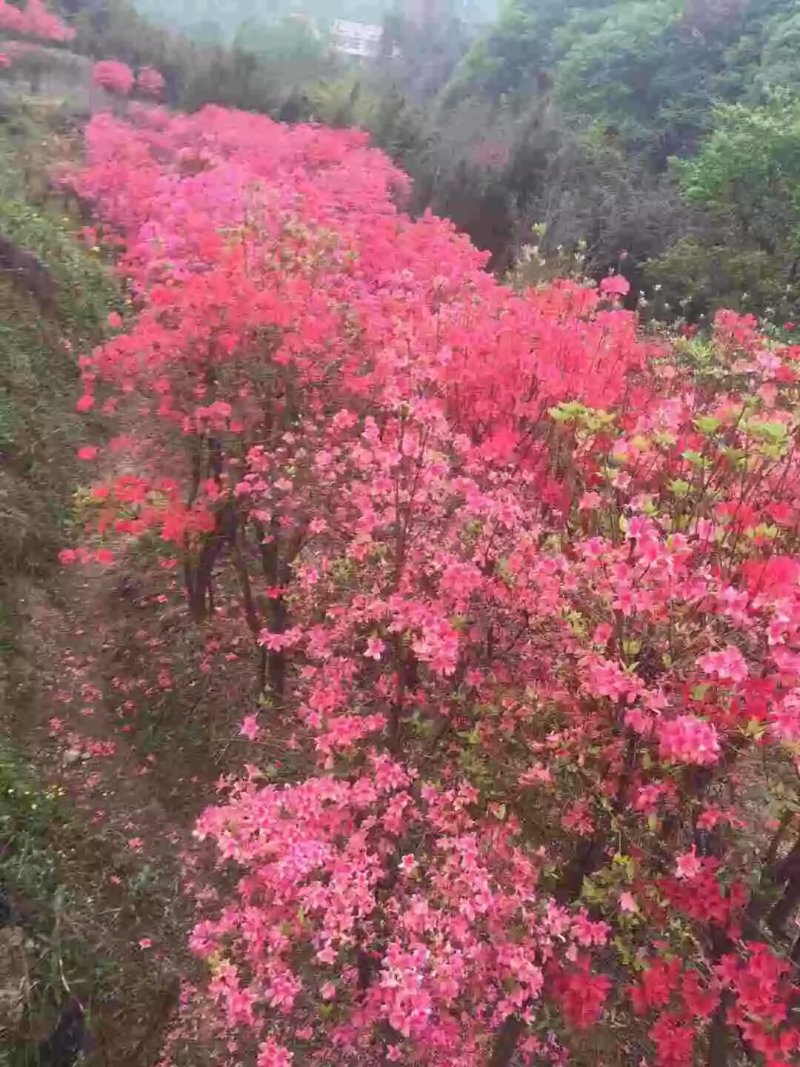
[137,65,165,98]
[67,105,800,1066]
[92,59,135,97]
[0,0,74,43]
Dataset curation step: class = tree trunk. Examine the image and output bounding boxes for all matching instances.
[488,1013,525,1067]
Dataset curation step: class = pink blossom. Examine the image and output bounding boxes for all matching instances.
[239,715,261,741]
[770,691,800,742]
[93,59,134,97]
[659,716,721,766]
[0,0,74,42]
[257,1038,293,1066]
[518,762,553,786]
[697,645,749,684]
[365,637,385,660]
[619,892,639,913]
[675,849,702,881]
[137,66,165,98]
[398,853,419,875]
[65,96,800,1066]
[600,274,631,297]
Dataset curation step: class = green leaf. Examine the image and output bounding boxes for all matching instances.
[748,420,788,442]
[549,401,587,424]
[682,450,705,468]
[581,877,602,902]
[694,416,721,435]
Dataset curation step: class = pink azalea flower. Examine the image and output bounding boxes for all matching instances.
[619,892,639,914]
[675,849,702,881]
[239,715,260,741]
[365,637,385,660]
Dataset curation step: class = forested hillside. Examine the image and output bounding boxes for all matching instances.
[49,0,800,328]
[6,2,800,1066]
[432,0,800,321]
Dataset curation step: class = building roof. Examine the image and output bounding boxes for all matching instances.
[330,18,383,58]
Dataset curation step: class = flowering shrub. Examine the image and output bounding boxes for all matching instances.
[136,65,165,98]
[92,59,135,97]
[0,0,74,42]
[69,107,800,1065]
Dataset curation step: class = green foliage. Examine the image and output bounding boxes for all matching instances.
[679,93,800,238]
[70,0,343,116]
[0,738,130,1067]
[555,1,681,141]
[311,75,429,168]
[646,235,778,322]
[0,740,78,1063]
[0,99,119,579]
[0,741,64,908]
[427,0,800,299]
[69,0,800,318]
[0,100,125,1067]
[234,15,325,61]
[446,0,582,104]
[0,199,117,336]
[759,11,800,94]
[380,6,471,104]
[0,105,118,335]
[648,92,800,321]
[0,104,117,490]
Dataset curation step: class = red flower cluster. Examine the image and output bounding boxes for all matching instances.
[67,105,800,1064]
[136,65,165,98]
[0,0,74,42]
[92,59,134,97]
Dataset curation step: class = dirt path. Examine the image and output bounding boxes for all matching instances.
[6,559,193,1063]
[2,508,265,1064]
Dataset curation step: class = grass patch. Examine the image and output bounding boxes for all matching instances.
[0,739,117,1065]
[0,95,123,1065]
[0,97,120,576]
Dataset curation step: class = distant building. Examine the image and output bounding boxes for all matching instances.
[330,19,382,59]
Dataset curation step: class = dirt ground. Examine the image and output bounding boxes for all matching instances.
[2,529,262,1063]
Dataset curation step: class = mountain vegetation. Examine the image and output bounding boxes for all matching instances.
[5,2,800,1066]
[51,0,800,327]
[431,0,800,322]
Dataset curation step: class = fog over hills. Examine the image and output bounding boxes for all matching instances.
[130,0,499,43]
